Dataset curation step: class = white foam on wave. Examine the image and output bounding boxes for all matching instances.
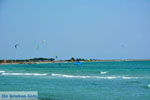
[0,71,141,79]
[51,73,118,79]
[0,70,5,73]
[51,73,90,78]
[51,73,114,79]
[100,71,108,74]
[1,72,48,76]
[51,73,141,80]
[122,76,140,79]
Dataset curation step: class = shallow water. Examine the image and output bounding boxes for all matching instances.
[0,61,150,100]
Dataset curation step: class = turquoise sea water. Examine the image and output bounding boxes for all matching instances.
[0,61,150,100]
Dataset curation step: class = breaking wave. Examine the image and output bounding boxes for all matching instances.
[0,70,5,73]
[122,76,139,79]
[100,71,108,74]
[0,71,142,79]
[51,73,140,79]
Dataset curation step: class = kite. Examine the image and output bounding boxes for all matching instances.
[15,44,19,49]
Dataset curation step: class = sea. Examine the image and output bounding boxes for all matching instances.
[0,61,150,100]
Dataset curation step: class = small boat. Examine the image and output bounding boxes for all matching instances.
[74,61,83,65]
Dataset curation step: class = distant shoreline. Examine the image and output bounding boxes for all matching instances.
[0,59,150,65]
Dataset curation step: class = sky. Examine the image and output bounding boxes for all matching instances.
[0,0,150,60]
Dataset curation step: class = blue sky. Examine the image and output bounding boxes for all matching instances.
[0,0,150,59]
